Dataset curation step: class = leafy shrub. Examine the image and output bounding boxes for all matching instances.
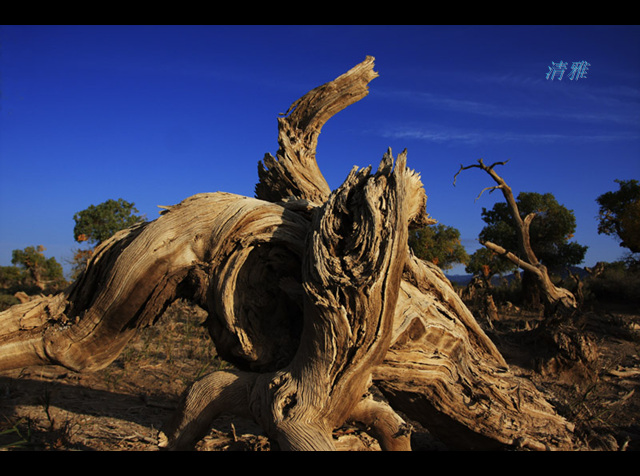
[0,293,20,312]
[586,261,640,303]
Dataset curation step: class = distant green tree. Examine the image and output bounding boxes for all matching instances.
[71,198,146,278]
[596,179,640,254]
[478,191,587,273]
[408,223,469,271]
[0,265,24,289]
[73,198,146,246]
[10,245,66,290]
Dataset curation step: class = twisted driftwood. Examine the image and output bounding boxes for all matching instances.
[0,57,575,450]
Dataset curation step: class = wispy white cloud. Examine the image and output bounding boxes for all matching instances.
[380,90,517,118]
[381,124,638,146]
[373,77,640,146]
[377,77,640,128]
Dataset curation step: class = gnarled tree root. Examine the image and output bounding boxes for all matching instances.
[158,369,412,451]
[158,370,256,450]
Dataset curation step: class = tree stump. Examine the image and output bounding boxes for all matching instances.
[0,56,575,450]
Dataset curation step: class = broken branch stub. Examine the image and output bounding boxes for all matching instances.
[255,56,379,206]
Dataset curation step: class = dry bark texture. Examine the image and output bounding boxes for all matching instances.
[0,57,575,450]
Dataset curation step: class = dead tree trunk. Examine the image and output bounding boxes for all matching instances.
[454,159,577,316]
[0,57,575,450]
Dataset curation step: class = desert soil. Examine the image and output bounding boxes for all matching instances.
[1,299,639,451]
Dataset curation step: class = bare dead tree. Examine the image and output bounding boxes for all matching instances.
[0,57,576,451]
[454,158,577,315]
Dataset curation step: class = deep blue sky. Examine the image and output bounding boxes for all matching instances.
[1,25,638,277]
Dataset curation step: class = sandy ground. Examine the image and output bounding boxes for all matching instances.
[1,300,638,451]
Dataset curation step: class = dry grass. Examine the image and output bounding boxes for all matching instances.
[0,300,233,450]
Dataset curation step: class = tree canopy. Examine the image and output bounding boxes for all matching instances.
[70,198,147,279]
[73,198,146,246]
[478,191,587,273]
[4,245,66,291]
[596,179,640,254]
[408,223,469,271]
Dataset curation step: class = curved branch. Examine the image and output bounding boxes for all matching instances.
[0,193,310,373]
[482,240,577,311]
[255,56,379,205]
[454,158,538,264]
[347,391,412,451]
[158,370,257,450]
[473,184,505,202]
